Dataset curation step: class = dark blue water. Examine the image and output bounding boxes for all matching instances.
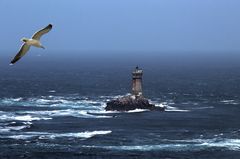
[0,54,240,158]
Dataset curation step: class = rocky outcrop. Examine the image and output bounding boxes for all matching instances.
[105,96,165,111]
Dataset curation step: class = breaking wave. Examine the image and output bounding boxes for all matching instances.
[0,95,157,133]
[153,102,190,112]
[84,138,240,151]
[1,130,112,140]
[0,111,52,122]
[0,96,106,108]
[20,109,112,119]
[152,101,215,112]
[0,95,113,120]
[220,100,239,105]
[0,125,29,133]
[0,95,165,122]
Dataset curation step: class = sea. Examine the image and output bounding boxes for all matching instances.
[0,52,240,158]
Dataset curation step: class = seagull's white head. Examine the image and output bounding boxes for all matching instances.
[21,38,29,43]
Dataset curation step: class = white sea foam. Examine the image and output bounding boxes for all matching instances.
[4,130,112,140]
[192,106,214,110]
[12,98,23,102]
[152,101,190,112]
[83,138,240,151]
[48,130,112,139]
[155,103,166,108]
[0,96,105,108]
[154,101,213,111]
[0,128,12,133]
[7,125,28,131]
[84,144,189,151]
[0,95,112,120]
[0,113,52,122]
[21,109,112,119]
[48,90,56,93]
[0,95,189,119]
[14,115,51,121]
[127,109,149,113]
[0,125,29,133]
[165,106,190,112]
[89,108,149,114]
[88,110,119,114]
[220,100,239,105]
[199,139,240,151]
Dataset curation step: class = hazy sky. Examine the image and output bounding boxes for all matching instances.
[1,0,240,54]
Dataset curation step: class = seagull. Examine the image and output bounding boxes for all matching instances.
[10,24,53,64]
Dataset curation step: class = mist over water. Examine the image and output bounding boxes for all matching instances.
[1,51,240,97]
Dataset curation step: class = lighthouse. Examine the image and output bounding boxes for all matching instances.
[105,66,165,111]
[132,66,143,97]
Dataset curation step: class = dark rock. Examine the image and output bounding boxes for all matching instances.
[105,96,165,111]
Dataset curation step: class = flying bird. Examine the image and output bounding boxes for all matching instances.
[10,24,53,64]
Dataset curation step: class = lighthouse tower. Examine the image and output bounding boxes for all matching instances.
[132,66,143,97]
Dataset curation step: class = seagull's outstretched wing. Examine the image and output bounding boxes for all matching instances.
[32,24,53,40]
[10,44,30,64]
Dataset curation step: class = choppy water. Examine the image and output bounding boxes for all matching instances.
[0,58,240,158]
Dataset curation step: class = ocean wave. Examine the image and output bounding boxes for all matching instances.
[220,100,239,105]
[88,108,150,115]
[126,109,150,113]
[0,112,51,122]
[22,109,149,118]
[164,106,190,112]
[151,101,189,112]
[0,95,113,120]
[152,100,216,112]
[0,125,28,133]
[14,115,51,121]
[0,96,106,108]
[0,111,50,123]
[83,138,240,151]
[99,94,131,100]
[48,90,56,93]
[21,109,112,119]
[3,130,112,140]
[0,95,196,120]
[154,103,167,108]
[191,106,214,110]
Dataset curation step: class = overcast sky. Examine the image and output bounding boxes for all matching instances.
[1,0,240,55]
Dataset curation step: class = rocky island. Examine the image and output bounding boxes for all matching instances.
[105,67,165,111]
